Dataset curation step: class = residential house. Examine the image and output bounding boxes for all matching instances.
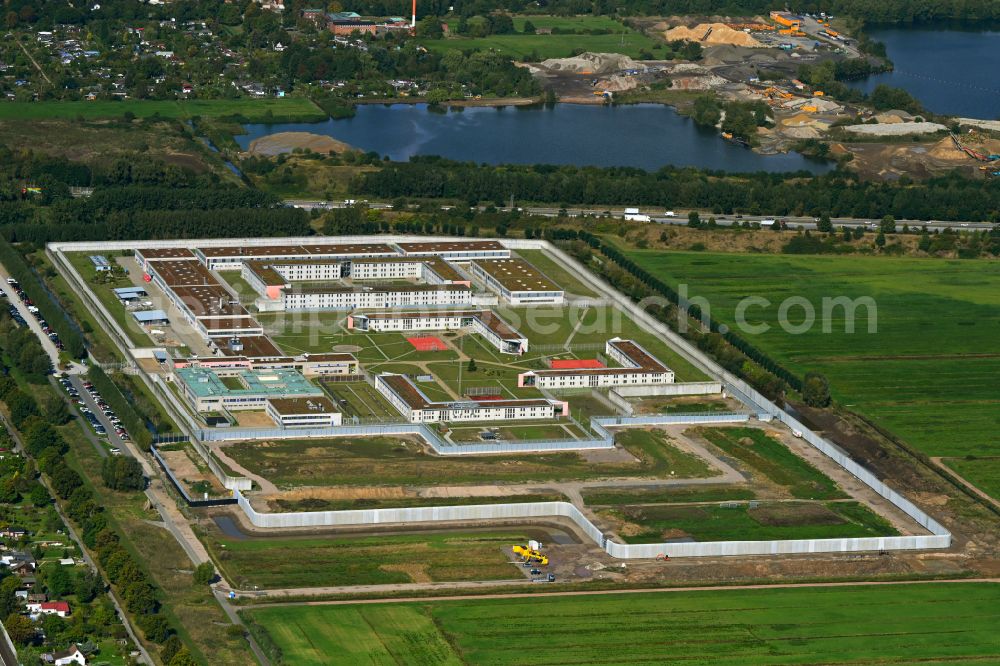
[27,601,71,618]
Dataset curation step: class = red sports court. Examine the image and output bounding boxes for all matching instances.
[407,336,449,352]
[550,359,605,369]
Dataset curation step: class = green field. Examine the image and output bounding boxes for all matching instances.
[66,251,152,347]
[321,381,399,419]
[422,16,659,59]
[515,248,598,297]
[627,250,1000,496]
[224,428,716,488]
[243,583,1000,665]
[696,427,846,500]
[943,457,1000,500]
[0,97,327,121]
[606,500,898,543]
[205,530,526,589]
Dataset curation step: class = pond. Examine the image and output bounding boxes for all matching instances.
[236,103,834,173]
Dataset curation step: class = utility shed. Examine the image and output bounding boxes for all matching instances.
[132,310,169,325]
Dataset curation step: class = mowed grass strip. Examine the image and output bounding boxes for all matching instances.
[695,427,846,500]
[625,249,1000,485]
[244,583,1000,665]
[0,97,327,121]
[943,457,1000,500]
[206,531,524,589]
[606,500,898,543]
[224,429,717,488]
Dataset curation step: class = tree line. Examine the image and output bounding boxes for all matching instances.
[0,357,200,664]
[356,159,1000,222]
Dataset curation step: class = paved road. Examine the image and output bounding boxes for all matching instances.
[0,265,64,370]
[249,576,999,608]
[285,200,996,232]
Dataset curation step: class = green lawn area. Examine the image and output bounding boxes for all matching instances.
[421,16,659,59]
[0,97,327,122]
[217,270,261,303]
[223,428,716,488]
[694,427,846,500]
[499,304,707,382]
[66,251,151,347]
[626,250,1000,494]
[582,485,755,505]
[943,457,1000,500]
[447,421,585,442]
[606,500,898,543]
[203,529,526,589]
[243,583,1000,666]
[321,381,399,419]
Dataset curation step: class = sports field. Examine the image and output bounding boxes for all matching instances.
[243,582,1000,665]
[0,97,327,121]
[626,249,1000,497]
[420,16,659,60]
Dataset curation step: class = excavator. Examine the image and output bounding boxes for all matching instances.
[513,544,549,566]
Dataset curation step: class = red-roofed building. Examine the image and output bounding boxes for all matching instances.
[27,600,70,617]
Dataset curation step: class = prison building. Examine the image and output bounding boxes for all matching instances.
[375,373,567,424]
[469,258,564,305]
[348,256,468,285]
[349,310,527,354]
[279,284,473,311]
[174,366,324,412]
[394,240,510,261]
[266,396,342,428]
[517,338,674,389]
[195,243,397,271]
[196,316,264,338]
[173,351,358,377]
[134,247,196,273]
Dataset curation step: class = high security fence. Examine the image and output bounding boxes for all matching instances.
[49,236,952,557]
[235,491,948,559]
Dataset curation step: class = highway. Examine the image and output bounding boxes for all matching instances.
[285,200,996,232]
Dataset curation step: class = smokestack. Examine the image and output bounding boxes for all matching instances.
[411,0,416,28]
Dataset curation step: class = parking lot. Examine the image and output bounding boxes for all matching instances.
[58,375,133,455]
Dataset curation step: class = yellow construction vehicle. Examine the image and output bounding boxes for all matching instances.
[513,544,549,566]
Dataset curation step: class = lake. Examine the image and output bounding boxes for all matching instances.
[236,103,833,173]
[845,25,1000,118]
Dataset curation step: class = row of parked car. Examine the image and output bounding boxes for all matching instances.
[5,278,65,351]
[58,376,130,447]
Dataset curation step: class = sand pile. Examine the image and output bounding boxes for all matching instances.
[539,52,643,75]
[665,23,763,48]
[844,122,948,136]
[247,131,353,156]
[598,74,639,92]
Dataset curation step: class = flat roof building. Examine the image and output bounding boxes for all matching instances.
[395,241,509,261]
[266,396,342,428]
[375,373,567,424]
[174,366,323,412]
[469,258,563,305]
[132,310,169,326]
[279,284,473,311]
[518,338,674,389]
[350,309,527,354]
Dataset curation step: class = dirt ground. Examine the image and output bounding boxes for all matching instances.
[837,137,987,180]
[246,131,354,156]
[159,447,228,496]
[233,411,274,427]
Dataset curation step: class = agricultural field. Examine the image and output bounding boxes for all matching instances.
[695,427,846,500]
[420,16,660,60]
[603,500,898,543]
[222,428,717,489]
[243,583,1000,666]
[202,528,526,588]
[0,97,326,121]
[626,249,1000,498]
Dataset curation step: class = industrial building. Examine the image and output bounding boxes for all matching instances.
[469,258,564,305]
[349,310,527,354]
[518,338,674,389]
[375,373,567,423]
